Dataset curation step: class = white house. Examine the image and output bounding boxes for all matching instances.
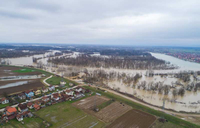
[48,85,55,91]
[16,114,23,121]
[1,97,9,104]
[65,90,74,96]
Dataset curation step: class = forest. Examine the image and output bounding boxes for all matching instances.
[48,54,174,70]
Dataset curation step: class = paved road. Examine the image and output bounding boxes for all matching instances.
[43,75,53,86]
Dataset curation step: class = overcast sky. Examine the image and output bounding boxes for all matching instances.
[0,0,200,46]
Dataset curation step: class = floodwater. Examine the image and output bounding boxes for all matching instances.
[5,51,200,112]
[151,52,200,71]
[6,50,61,66]
[0,75,41,81]
[0,81,28,89]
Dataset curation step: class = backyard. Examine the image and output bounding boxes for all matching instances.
[1,117,45,128]
[46,76,77,87]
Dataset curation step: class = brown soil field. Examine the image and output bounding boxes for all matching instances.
[107,109,156,128]
[92,102,132,123]
[0,79,44,95]
[72,95,109,109]
[0,66,41,77]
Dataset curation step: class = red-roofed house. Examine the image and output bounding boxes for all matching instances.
[33,104,40,111]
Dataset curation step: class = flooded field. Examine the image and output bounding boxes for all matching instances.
[0,66,44,95]
[0,79,44,95]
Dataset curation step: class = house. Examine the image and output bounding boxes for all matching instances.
[51,93,60,101]
[42,87,49,93]
[61,93,71,101]
[16,114,23,121]
[27,102,34,109]
[69,83,73,86]
[3,106,18,120]
[34,89,41,96]
[18,103,28,113]
[25,90,34,98]
[60,78,66,87]
[1,97,9,104]
[48,85,55,91]
[22,111,33,118]
[18,93,26,100]
[16,111,33,122]
[85,89,90,93]
[33,104,40,111]
[74,86,85,93]
[74,91,82,98]
[42,96,50,102]
[65,89,74,96]
[34,100,42,106]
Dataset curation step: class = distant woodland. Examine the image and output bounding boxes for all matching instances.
[48,54,173,70]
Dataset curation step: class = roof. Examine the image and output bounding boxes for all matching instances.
[34,104,40,109]
[42,96,49,100]
[27,102,33,107]
[5,106,17,113]
[1,97,7,101]
[65,90,73,93]
[34,100,41,104]
[52,93,59,98]
[16,114,23,118]
[25,90,32,94]
[22,110,31,116]
[18,93,25,96]
[18,103,27,110]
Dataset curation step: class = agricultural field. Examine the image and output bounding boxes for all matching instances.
[0,79,44,95]
[107,109,156,128]
[93,102,132,123]
[152,120,183,128]
[35,101,105,128]
[72,95,109,110]
[72,95,132,123]
[1,117,45,128]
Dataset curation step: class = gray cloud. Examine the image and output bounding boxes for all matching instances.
[0,0,200,46]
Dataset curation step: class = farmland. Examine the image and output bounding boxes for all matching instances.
[72,95,109,110]
[72,96,132,123]
[35,101,105,128]
[94,102,132,123]
[84,86,200,128]
[107,109,156,128]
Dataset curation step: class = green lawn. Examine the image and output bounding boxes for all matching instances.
[1,117,45,128]
[35,101,105,128]
[0,103,10,109]
[13,68,36,73]
[46,76,77,87]
[2,65,52,76]
[84,86,200,128]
